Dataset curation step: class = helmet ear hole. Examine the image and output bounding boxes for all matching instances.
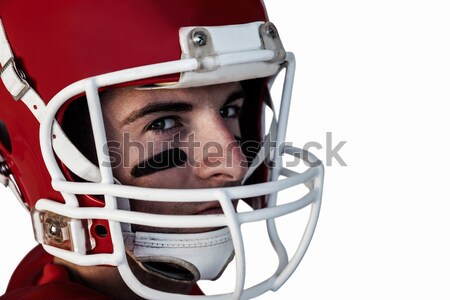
[0,119,12,153]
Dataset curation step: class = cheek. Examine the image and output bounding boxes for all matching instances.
[108,137,163,182]
[125,167,189,188]
[226,119,242,137]
[108,146,138,183]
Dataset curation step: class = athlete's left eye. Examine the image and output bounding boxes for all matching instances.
[220,105,242,118]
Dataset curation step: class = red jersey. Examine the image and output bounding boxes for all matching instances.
[1,245,111,300]
[1,245,203,299]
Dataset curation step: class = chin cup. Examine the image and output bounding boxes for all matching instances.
[124,227,235,281]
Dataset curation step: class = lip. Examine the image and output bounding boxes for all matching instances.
[194,199,239,215]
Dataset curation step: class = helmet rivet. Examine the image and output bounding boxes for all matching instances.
[266,23,278,39]
[49,224,60,236]
[193,30,207,47]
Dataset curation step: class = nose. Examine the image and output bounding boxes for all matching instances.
[191,117,248,184]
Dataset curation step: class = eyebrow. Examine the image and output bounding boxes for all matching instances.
[120,90,245,127]
[120,102,193,126]
[224,91,245,106]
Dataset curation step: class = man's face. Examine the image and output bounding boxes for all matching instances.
[101,82,248,232]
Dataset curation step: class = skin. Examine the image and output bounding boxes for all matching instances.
[102,82,247,233]
[55,82,249,298]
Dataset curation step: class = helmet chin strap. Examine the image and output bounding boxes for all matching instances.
[123,227,234,282]
[114,179,234,282]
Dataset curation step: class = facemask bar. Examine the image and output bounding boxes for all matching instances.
[31,22,323,299]
[34,154,322,300]
[267,53,296,276]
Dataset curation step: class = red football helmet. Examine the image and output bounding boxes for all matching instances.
[0,1,323,299]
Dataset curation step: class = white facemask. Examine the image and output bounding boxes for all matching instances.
[123,227,235,282]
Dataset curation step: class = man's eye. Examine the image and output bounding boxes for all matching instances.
[220,106,241,118]
[146,117,179,132]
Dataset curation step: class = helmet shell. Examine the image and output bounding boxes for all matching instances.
[0,0,268,208]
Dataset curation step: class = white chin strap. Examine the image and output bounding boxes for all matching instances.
[123,227,234,282]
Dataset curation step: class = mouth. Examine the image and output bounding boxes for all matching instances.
[194,199,239,216]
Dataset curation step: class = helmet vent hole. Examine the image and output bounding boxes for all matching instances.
[94,224,108,237]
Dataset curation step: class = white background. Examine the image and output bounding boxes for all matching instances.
[1,1,450,298]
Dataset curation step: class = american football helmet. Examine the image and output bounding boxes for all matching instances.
[0,1,324,299]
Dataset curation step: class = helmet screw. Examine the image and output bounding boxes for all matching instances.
[48,224,60,236]
[266,23,278,39]
[193,30,207,47]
